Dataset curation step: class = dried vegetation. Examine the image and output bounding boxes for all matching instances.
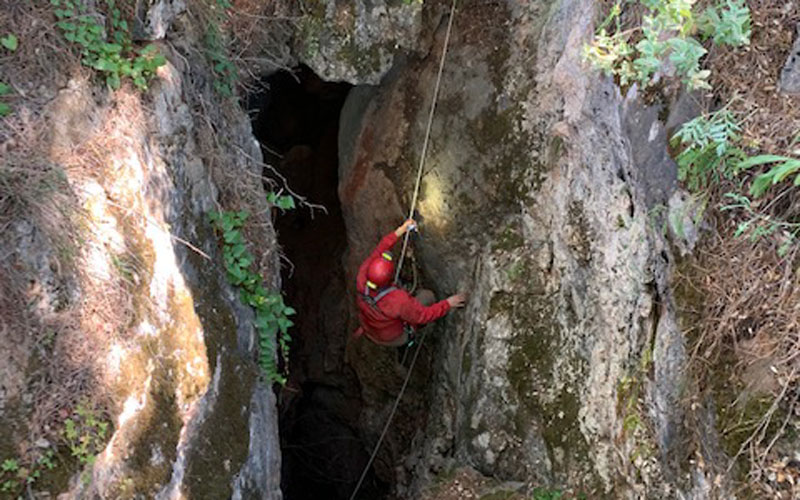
[672,2,800,497]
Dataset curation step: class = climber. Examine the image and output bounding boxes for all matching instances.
[354,218,466,346]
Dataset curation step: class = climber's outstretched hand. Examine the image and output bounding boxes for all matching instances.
[395,218,417,237]
[447,293,467,308]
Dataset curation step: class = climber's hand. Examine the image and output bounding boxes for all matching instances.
[395,218,417,237]
[447,293,467,308]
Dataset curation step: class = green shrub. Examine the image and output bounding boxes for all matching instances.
[1,448,56,495]
[51,0,166,90]
[699,0,751,47]
[672,105,800,254]
[63,402,109,466]
[584,0,751,91]
[209,209,295,385]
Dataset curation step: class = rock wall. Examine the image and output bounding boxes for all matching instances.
[0,4,282,499]
[326,0,715,497]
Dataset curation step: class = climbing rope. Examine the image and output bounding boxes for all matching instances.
[394,0,458,284]
[349,1,458,499]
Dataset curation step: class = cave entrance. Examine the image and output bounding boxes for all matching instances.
[250,65,388,500]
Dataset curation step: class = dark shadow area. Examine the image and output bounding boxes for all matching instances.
[250,65,388,500]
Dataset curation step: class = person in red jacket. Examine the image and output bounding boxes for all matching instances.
[355,219,466,346]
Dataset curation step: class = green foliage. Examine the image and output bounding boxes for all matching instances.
[51,0,166,90]
[1,34,18,51]
[267,191,296,210]
[673,104,800,254]
[204,23,238,97]
[63,402,109,466]
[737,154,800,198]
[1,449,56,495]
[0,34,16,116]
[532,488,563,500]
[208,210,296,385]
[671,108,744,191]
[584,0,751,91]
[698,0,751,46]
[0,82,11,117]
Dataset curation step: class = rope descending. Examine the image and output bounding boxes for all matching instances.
[348,1,458,499]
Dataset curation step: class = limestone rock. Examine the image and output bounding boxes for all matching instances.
[780,24,800,94]
[337,0,716,497]
[294,0,426,84]
[133,0,186,41]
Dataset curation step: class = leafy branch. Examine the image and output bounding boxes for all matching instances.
[51,0,166,90]
[584,0,751,91]
[670,108,745,191]
[208,209,295,385]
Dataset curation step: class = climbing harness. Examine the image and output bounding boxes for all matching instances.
[349,0,458,498]
[360,285,398,309]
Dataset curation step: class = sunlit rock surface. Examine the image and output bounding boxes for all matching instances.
[333,0,713,497]
[1,40,281,500]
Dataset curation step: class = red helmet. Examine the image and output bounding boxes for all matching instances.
[366,252,394,290]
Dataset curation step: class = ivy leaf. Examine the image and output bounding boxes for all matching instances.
[1,34,18,51]
[106,72,121,90]
[277,196,295,210]
[1,459,19,472]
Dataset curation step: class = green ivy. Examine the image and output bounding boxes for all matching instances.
[1,34,18,51]
[208,209,295,385]
[267,191,296,210]
[205,23,238,97]
[51,0,166,90]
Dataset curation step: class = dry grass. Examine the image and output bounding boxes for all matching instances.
[705,0,800,157]
[184,0,298,95]
[225,0,298,88]
[676,218,800,497]
[0,0,149,461]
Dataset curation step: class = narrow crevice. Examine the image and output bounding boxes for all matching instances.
[249,65,388,500]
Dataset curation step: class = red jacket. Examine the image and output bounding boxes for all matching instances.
[356,231,451,343]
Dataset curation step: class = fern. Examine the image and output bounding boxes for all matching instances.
[671,109,744,191]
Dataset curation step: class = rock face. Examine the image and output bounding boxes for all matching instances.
[293,0,431,84]
[780,24,800,94]
[0,8,282,500]
[326,0,713,497]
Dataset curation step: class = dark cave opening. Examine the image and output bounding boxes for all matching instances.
[250,65,388,500]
